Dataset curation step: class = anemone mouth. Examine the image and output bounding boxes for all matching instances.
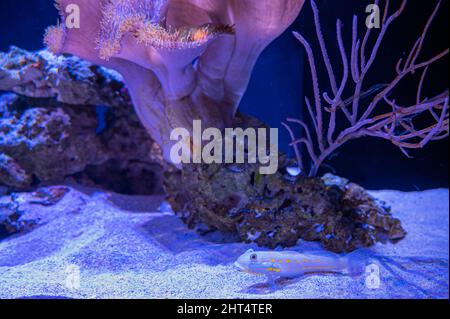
[45,0,236,61]
[96,0,235,60]
[134,23,235,50]
[98,21,235,60]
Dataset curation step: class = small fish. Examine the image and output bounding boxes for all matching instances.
[286,166,302,177]
[342,83,388,106]
[226,164,246,173]
[158,201,174,214]
[234,249,366,288]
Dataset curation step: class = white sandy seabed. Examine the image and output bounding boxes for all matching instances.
[0,186,448,299]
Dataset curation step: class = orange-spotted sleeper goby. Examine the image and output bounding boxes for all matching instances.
[234,249,366,288]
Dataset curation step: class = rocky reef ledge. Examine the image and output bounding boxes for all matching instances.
[165,164,406,253]
[0,47,166,195]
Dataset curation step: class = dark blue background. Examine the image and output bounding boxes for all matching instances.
[0,0,448,190]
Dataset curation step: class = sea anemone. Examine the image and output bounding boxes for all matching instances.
[45,0,305,161]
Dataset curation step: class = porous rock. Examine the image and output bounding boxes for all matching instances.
[0,48,166,194]
[164,162,407,253]
[0,186,70,235]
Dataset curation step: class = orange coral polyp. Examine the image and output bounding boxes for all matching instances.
[192,29,208,42]
[44,25,65,55]
[131,23,220,51]
[118,15,146,34]
[98,40,122,61]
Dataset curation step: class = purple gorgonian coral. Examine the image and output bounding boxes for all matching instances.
[44,0,305,161]
[283,0,449,177]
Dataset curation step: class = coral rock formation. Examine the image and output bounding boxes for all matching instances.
[0,48,165,194]
[0,47,127,107]
[164,161,406,253]
[0,186,70,236]
[161,113,406,252]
